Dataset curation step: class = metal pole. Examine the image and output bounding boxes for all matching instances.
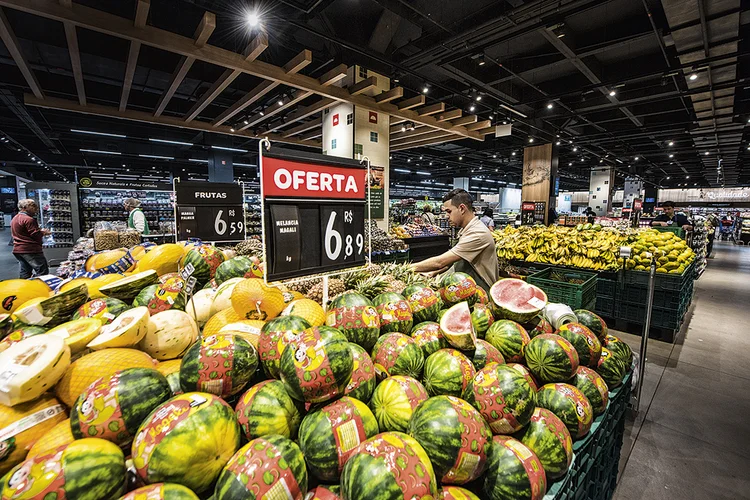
[258,137,271,285]
[635,253,656,412]
[322,275,329,313]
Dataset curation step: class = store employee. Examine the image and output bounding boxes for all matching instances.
[651,200,692,231]
[410,188,499,292]
[124,197,150,234]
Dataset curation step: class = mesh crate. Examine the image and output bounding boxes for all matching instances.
[370,249,410,263]
[619,287,683,309]
[595,295,616,317]
[528,268,598,310]
[596,277,619,299]
[615,302,684,330]
[623,263,694,292]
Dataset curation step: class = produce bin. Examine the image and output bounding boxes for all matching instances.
[528,267,598,310]
[623,262,694,292]
[615,302,686,330]
[596,275,619,299]
[652,226,686,240]
[369,249,410,263]
[595,295,616,317]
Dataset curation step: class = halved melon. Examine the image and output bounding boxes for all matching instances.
[87,306,150,350]
[439,301,477,350]
[490,278,548,323]
[99,270,159,302]
[0,335,71,407]
[47,318,102,353]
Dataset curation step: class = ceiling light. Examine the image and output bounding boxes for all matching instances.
[492,154,497,158]
[416,171,430,175]
[609,90,616,97]
[80,149,121,155]
[394,168,410,173]
[278,100,284,106]
[149,138,193,146]
[230,128,235,132]
[429,162,433,165]
[139,154,174,160]
[419,156,423,160]
[407,158,411,162]
[422,87,429,94]
[469,105,476,112]
[488,115,493,119]
[246,12,260,27]
[243,120,249,125]
[556,141,561,145]
[71,129,126,138]
[689,73,698,81]
[686,175,690,179]
[476,96,482,101]
[459,156,463,160]
[572,147,578,152]
[234,162,257,167]
[528,138,534,143]
[511,152,516,156]
[668,141,674,146]
[666,176,671,180]
[599,159,603,163]
[189,158,209,163]
[212,146,248,153]
[669,154,674,158]
[547,103,553,109]
[705,151,710,155]
[401,126,406,132]
[568,162,573,166]
[634,156,639,161]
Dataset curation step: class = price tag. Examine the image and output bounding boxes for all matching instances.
[184,277,198,295]
[180,263,195,280]
[321,205,365,267]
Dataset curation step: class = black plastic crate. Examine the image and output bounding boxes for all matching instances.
[595,295,616,317]
[623,263,694,292]
[619,287,683,310]
[615,302,684,330]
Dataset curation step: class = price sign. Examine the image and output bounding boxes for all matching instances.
[320,205,365,267]
[175,181,245,242]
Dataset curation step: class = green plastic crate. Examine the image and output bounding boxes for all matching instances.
[652,226,686,239]
[528,267,598,310]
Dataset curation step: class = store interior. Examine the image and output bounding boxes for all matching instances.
[0,0,748,499]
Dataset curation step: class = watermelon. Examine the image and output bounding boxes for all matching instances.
[235,379,302,441]
[215,256,262,285]
[521,315,554,338]
[132,393,241,493]
[14,283,89,326]
[344,343,377,403]
[73,297,129,324]
[307,485,341,499]
[470,303,494,338]
[573,366,609,416]
[475,286,489,305]
[556,323,601,368]
[120,483,199,500]
[368,375,428,432]
[507,363,540,392]
[439,272,477,307]
[463,363,535,435]
[403,284,441,323]
[181,245,226,286]
[258,315,312,379]
[574,309,608,341]
[489,279,547,323]
[0,325,46,352]
[524,334,580,384]
[408,395,492,484]
[436,307,450,322]
[596,347,626,388]
[482,436,547,500]
[410,321,449,358]
[441,486,481,499]
[463,338,504,371]
[371,333,424,380]
[325,291,380,351]
[298,396,379,481]
[439,301,477,350]
[133,281,187,315]
[605,334,633,366]
[213,435,307,500]
[372,292,413,334]
[517,407,573,480]
[422,349,476,397]
[536,383,593,439]
[179,333,259,398]
[70,368,172,448]
[485,320,530,363]
[340,432,438,500]
[279,326,353,403]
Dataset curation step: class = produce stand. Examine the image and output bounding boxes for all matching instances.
[402,234,450,262]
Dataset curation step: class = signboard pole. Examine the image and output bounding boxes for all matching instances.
[258,137,271,285]
[322,275,329,313]
[172,178,179,243]
[360,156,373,263]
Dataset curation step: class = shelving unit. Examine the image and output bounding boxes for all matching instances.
[26,182,82,262]
[79,189,174,234]
[243,188,261,237]
[739,212,750,244]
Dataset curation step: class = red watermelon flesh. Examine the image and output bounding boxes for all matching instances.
[490,279,547,323]
[439,302,476,350]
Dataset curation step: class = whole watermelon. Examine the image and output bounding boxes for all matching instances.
[403,284,441,323]
[475,287,489,305]
[132,392,241,493]
[605,334,633,366]
[423,349,476,398]
[524,334,580,384]
[482,436,547,500]
[470,303,494,338]
[371,333,424,380]
[133,281,187,315]
[298,396,379,481]
[485,320,530,363]
[372,292,413,334]
[70,368,172,448]
[179,333,259,398]
[463,338,505,371]
[368,375,428,432]
[258,315,311,379]
[439,272,477,306]
[517,407,573,480]
[73,297,129,324]
[307,485,341,499]
[235,380,302,440]
[463,363,535,435]
[536,383,593,439]
[340,432,438,500]
[344,343,377,403]
[441,486,481,499]
[556,323,601,367]
[522,315,554,338]
[325,291,380,351]
[408,396,492,484]
[410,321,449,358]
[574,309,608,341]
[120,483,199,500]
[215,256,262,285]
[596,347,626,388]
[279,326,353,403]
[573,366,609,416]
[213,435,307,500]
[182,245,226,286]
[507,363,540,391]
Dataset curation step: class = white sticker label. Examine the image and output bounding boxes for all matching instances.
[220,323,261,335]
[0,364,25,393]
[0,405,66,442]
[17,306,47,326]
[52,327,71,339]
[102,313,116,320]
[166,296,174,305]
[180,263,195,280]
[528,297,546,309]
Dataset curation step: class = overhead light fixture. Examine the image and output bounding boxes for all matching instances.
[246,11,260,27]
[634,156,639,161]
[416,171,430,176]
[189,158,209,163]
[547,103,553,109]
[429,161,433,165]
[149,138,193,146]
[528,138,534,143]
[419,156,423,160]
[212,146,248,153]
[609,90,616,97]
[492,154,497,158]
[80,149,121,155]
[686,175,690,179]
[230,128,235,132]
[234,162,257,167]
[422,86,429,94]
[689,73,698,81]
[139,154,174,160]
[705,151,710,155]
[71,129,126,138]
[459,156,463,160]
[669,154,674,158]
[666,176,671,180]
[668,141,674,146]
[401,126,406,132]
[469,105,476,112]
[568,162,573,166]
[407,158,411,162]
[243,120,249,125]
[278,100,284,106]
[511,152,516,156]
[394,168,410,173]
[555,141,561,146]
[572,147,578,152]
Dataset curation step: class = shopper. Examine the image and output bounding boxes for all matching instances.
[410,188,499,293]
[548,206,557,226]
[584,206,596,224]
[651,201,692,230]
[706,213,719,257]
[420,205,436,225]
[124,197,150,234]
[11,199,50,278]
[480,207,495,230]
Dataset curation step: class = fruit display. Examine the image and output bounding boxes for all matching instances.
[392,221,446,238]
[625,229,695,273]
[365,219,408,253]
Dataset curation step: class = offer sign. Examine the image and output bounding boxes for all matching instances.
[260,147,368,282]
[174,181,245,242]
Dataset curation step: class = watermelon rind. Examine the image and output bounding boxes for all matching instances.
[422,349,476,398]
[485,320,530,363]
[235,380,302,440]
[99,271,158,302]
[410,321,449,359]
[371,333,424,381]
[535,383,593,439]
[344,343,376,403]
[482,435,547,500]
[572,366,609,416]
[368,375,428,432]
[523,334,580,384]
[403,284,441,324]
[517,407,573,480]
[556,323,601,368]
[573,309,608,341]
[489,279,547,323]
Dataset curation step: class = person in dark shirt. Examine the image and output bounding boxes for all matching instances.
[651,200,693,230]
[11,199,50,278]
[584,206,596,224]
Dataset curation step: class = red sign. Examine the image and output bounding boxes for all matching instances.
[332,114,339,126]
[633,198,643,210]
[369,112,378,124]
[262,156,366,200]
[521,202,535,211]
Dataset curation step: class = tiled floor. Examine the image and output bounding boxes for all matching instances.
[613,241,750,500]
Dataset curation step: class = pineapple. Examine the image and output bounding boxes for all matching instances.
[354,275,390,300]
[386,279,406,294]
[306,278,346,305]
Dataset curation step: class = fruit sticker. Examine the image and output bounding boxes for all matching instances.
[407,288,439,313]
[345,349,374,395]
[394,376,428,406]
[496,436,546,498]
[450,350,476,393]
[326,306,379,331]
[226,438,302,499]
[443,397,489,484]
[4,448,65,498]
[292,329,338,402]
[324,398,367,472]
[441,279,475,304]
[471,368,521,434]
[555,337,580,369]
[197,334,236,397]
[376,300,411,326]
[360,433,436,498]
[76,373,130,444]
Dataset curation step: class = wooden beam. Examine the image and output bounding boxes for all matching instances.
[62,22,85,105]
[25,93,321,148]
[134,0,149,28]
[389,122,421,134]
[347,76,377,96]
[397,95,425,110]
[184,32,268,122]
[466,120,491,132]
[212,49,312,127]
[239,89,313,130]
[391,133,457,151]
[266,97,334,132]
[389,126,437,141]
[435,109,462,122]
[281,120,321,138]
[391,129,452,147]
[299,128,322,141]
[417,102,444,116]
[318,63,347,86]
[452,115,478,126]
[477,126,495,135]
[154,11,215,116]
[374,87,403,103]
[0,8,44,99]
[120,0,150,111]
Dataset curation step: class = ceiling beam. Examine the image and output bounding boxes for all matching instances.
[452,115,478,126]
[389,126,437,141]
[391,133,457,151]
[397,95,426,110]
[265,97,334,132]
[318,63,347,86]
[436,109,462,122]
[60,1,85,105]
[374,87,403,103]
[154,11,215,117]
[417,102,445,116]
[0,7,44,99]
[466,120,491,132]
[347,76,377,96]
[239,89,313,130]
[119,0,149,111]
[391,129,455,147]
[299,128,322,141]
[281,119,321,138]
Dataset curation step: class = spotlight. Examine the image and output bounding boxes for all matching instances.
[556,141,561,146]
[469,105,476,112]
[230,128,235,132]
[246,12,260,27]
[547,103,553,109]
[669,154,674,158]
[511,152,516,156]
[528,138,534,143]
[278,100,284,106]
[666,176,671,180]
[401,126,406,132]
[476,95,482,101]
[634,156,639,161]
[459,156,463,160]
[668,141,674,146]
[572,147,578,152]
[422,86,429,94]
[689,73,698,81]
[609,90,616,96]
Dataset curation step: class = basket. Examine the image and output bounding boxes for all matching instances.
[528,267,598,310]
[594,295,616,317]
[596,276,619,299]
[623,262,694,292]
[615,302,685,330]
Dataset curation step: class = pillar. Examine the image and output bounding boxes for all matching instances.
[453,177,470,190]
[623,177,643,209]
[588,167,615,216]
[205,133,234,182]
[521,143,558,224]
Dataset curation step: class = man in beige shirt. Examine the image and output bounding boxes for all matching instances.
[411,188,499,292]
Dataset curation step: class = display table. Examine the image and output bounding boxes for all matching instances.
[401,235,450,262]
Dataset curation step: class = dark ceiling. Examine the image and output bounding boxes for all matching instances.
[0,0,747,194]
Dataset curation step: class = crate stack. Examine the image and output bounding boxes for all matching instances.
[528,268,598,310]
[593,272,618,319]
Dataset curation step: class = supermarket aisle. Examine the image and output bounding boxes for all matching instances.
[613,241,750,500]
[0,228,18,280]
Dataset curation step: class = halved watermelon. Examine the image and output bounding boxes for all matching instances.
[490,279,547,323]
[439,302,476,350]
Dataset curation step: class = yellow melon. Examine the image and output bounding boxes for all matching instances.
[281,298,325,327]
[25,418,75,459]
[84,249,135,273]
[218,320,265,350]
[202,307,243,337]
[136,243,185,276]
[156,359,182,377]
[231,279,285,321]
[90,274,125,298]
[0,279,51,314]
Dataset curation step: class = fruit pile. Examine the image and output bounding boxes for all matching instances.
[625,229,695,273]
[392,221,445,238]
[365,220,408,253]
[0,254,633,500]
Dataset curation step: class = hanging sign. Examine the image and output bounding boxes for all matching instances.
[174,181,245,242]
[261,147,367,281]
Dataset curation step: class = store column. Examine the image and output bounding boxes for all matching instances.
[321,66,390,230]
[588,167,615,216]
[206,135,234,182]
[623,177,643,210]
[521,143,558,224]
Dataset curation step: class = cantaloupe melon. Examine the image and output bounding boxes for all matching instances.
[25,417,75,459]
[0,335,71,406]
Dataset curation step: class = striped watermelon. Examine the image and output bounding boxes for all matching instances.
[368,375,428,432]
[213,435,307,500]
[403,284,441,323]
[475,286,489,305]
[372,292,413,334]
[133,281,187,315]
[470,303,494,339]
[279,326,353,404]
[573,366,609,416]
[298,396,379,481]
[120,483,199,499]
[464,338,505,371]
[489,279,547,323]
[536,383,593,439]
[524,334,580,384]
[258,315,311,379]
[463,363,536,435]
[410,321,449,358]
[556,323,602,368]
[507,363,540,392]
[439,272,477,307]
[325,291,380,351]
[522,315,554,338]
[344,343,376,403]
[307,485,341,499]
[574,309,608,341]
[596,347,626,388]
[485,320,530,363]
[517,407,573,480]
[235,380,302,440]
[371,333,424,380]
[73,297,129,324]
[181,245,226,286]
[215,256,262,285]
[441,486,481,499]
[605,334,633,366]
[179,333,259,398]
[70,368,172,448]
[340,432,438,500]
[423,349,476,397]
[132,393,241,493]
[482,436,547,500]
